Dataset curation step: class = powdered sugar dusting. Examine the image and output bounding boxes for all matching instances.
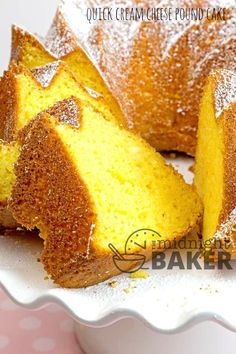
[212,69,236,119]
[45,10,78,57]
[55,0,236,153]
[31,61,62,87]
[85,86,102,98]
[213,207,236,251]
[44,97,81,127]
[86,223,96,258]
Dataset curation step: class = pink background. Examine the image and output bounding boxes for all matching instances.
[0,289,82,354]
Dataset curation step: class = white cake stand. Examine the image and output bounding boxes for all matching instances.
[1,156,236,354]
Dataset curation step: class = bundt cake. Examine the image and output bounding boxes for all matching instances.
[194,69,236,255]
[0,141,19,228]
[40,0,236,155]
[9,97,202,287]
[10,24,124,125]
[0,60,123,142]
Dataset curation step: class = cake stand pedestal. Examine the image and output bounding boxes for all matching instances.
[75,317,236,354]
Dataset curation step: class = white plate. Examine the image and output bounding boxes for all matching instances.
[1,156,236,334]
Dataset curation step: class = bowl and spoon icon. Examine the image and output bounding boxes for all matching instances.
[108,229,162,273]
[108,243,146,273]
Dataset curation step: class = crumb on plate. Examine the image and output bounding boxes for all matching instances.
[108,280,119,288]
[129,269,149,279]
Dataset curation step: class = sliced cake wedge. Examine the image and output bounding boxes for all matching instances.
[0,97,81,228]
[9,97,202,287]
[194,69,236,257]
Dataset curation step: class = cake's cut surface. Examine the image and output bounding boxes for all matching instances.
[10,98,202,287]
[0,141,19,228]
[0,60,121,141]
[0,98,82,229]
[10,24,124,126]
[42,0,236,155]
[194,69,236,255]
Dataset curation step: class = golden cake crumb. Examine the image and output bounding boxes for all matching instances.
[130,270,149,279]
[123,287,131,294]
[108,281,119,288]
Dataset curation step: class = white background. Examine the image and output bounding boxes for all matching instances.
[0,0,59,74]
[0,1,236,353]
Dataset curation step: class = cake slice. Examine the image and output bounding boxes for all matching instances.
[194,69,236,256]
[0,59,121,226]
[0,97,83,229]
[10,24,124,125]
[9,97,202,287]
[0,60,123,141]
[0,97,83,228]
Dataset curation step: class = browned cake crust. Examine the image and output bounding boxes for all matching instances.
[220,104,236,225]
[0,136,20,229]
[0,202,18,229]
[9,111,149,287]
[17,97,82,143]
[9,113,95,287]
[11,25,55,64]
[42,97,81,127]
[0,71,17,140]
[50,0,236,155]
